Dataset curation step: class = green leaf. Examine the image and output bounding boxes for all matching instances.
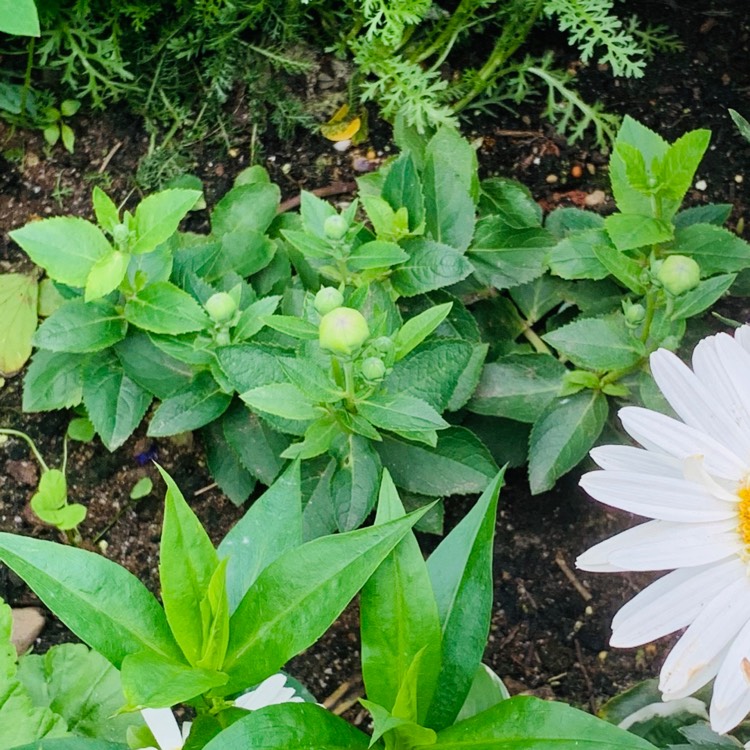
[120,650,227,709]
[83,351,152,450]
[223,506,431,692]
[528,390,608,494]
[478,178,541,226]
[263,315,319,340]
[92,187,119,233]
[23,351,85,412]
[659,129,711,202]
[85,250,130,301]
[347,240,409,270]
[203,420,256,505]
[10,217,111,287]
[148,372,232,437]
[382,152,425,232]
[233,296,281,341]
[376,427,497,497]
[67,417,95,442]
[671,273,735,320]
[362,698,437,747]
[433,695,659,748]
[592,242,647,294]
[0,0,40,36]
[133,190,202,254]
[34,299,126,353]
[124,282,209,335]
[423,152,475,251]
[0,533,181,668]
[278,357,343,404]
[673,203,732,229]
[360,472,442,720]
[0,273,37,376]
[673,223,750,275]
[455,664,510,723]
[11,742,128,750]
[358,392,448,433]
[212,183,280,236]
[604,214,673,252]
[509,276,568,322]
[241,383,316,421]
[395,305,457,360]
[330,433,381,532]
[547,229,611,280]
[283,415,339,460]
[425,470,504,730]
[157,466,220,665]
[468,217,554,289]
[391,238,473,296]
[426,127,480,204]
[30,470,85,531]
[16,643,140,741]
[469,354,568,422]
[543,316,644,370]
[218,231,276,278]
[202,703,369,750]
[219,460,303,613]
[545,207,603,239]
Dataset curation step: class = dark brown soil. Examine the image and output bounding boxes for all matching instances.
[1,0,749,721]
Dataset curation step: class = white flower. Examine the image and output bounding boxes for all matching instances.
[233,673,305,711]
[141,708,191,750]
[576,327,750,735]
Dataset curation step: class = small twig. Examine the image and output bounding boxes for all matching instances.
[331,694,363,716]
[495,128,545,138]
[322,680,352,709]
[193,482,218,497]
[98,141,123,174]
[555,551,592,602]
[574,638,597,714]
[278,181,358,214]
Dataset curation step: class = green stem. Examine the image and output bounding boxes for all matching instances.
[0,428,49,472]
[412,0,478,63]
[20,37,35,120]
[522,324,552,356]
[343,360,356,407]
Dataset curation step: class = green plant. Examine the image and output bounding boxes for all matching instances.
[0,428,86,535]
[41,98,80,152]
[0,0,39,37]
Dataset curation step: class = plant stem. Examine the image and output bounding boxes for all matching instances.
[0,428,49,472]
[343,360,356,406]
[413,0,478,63]
[20,37,35,120]
[522,323,553,356]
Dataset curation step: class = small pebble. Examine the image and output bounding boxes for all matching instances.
[695,179,707,191]
[11,608,45,655]
[545,174,558,184]
[735,174,744,184]
[584,189,607,207]
[570,164,583,179]
[281,163,292,175]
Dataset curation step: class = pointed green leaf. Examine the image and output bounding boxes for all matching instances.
[382,152,425,231]
[604,214,673,252]
[547,228,610,281]
[592,242,647,294]
[394,303,452,360]
[358,392,447,433]
[0,273,37,376]
[329,433,381,532]
[23,351,86,412]
[0,0,40,35]
[124,282,209,335]
[673,224,750,275]
[241,383,316,421]
[34,299,126,353]
[671,273,735,320]
[85,250,130,301]
[455,663,510,723]
[92,188,119,233]
[659,129,711,203]
[132,190,202,254]
[392,238,473,297]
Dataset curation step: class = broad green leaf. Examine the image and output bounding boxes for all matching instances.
[478,177,541,226]
[360,472,442,721]
[85,251,130,301]
[241,383,316,421]
[22,351,85,411]
[16,643,140,741]
[423,152,475,251]
[124,282,209,335]
[282,415,339,460]
[382,152,425,231]
[34,299,127,353]
[362,698,437,748]
[92,187,119,233]
[222,506,430,692]
[426,127,480,204]
[659,129,711,203]
[0,533,181,668]
[358,392,448,433]
[425,470,504,730]
[330,433,381,532]
[263,315,319,340]
[545,207,604,239]
[148,372,232,437]
[469,354,567,422]
[377,427,497,497]
[447,342,489,412]
[731,108,750,142]
[120,650,227,709]
[673,223,750,275]
[218,231,276,278]
[83,352,152,450]
[547,229,610,280]
[0,273,37,376]
[509,276,569,322]
[455,664,510,723]
[528,390,608,494]
[30,470,85,531]
[394,303,452,360]
[11,742,128,750]
[671,273,735,320]
[219,460,303,613]
[196,560,230,671]
[126,241,173,286]
[278,357,344,403]
[673,203,732,229]
[392,238,473,296]
[361,195,409,242]
[301,459,338,541]
[217,342,287,391]
[543,316,644,371]
[347,240,409,270]
[203,420,256,506]
[233,296,281,341]
[202,703,369,750]
[604,214,673,252]
[133,190,202,254]
[433,695,658,749]
[592,242,647,294]
[281,229,332,260]
[0,0,40,35]
[158,466,219,665]
[212,183,280,236]
[10,218,111,287]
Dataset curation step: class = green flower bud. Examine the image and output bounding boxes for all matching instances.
[112,223,130,249]
[656,255,701,296]
[361,357,386,381]
[314,286,344,316]
[371,336,394,355]
[323,214,348,240]
[624,303,646,325]
[319,307,370,356]
[204,292,238,324]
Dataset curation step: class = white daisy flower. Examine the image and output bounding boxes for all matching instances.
[233,673,306,710]
[141,708,191,750]
[576,327,750,735]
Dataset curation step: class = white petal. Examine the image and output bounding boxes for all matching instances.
[734,325,750,355]
[650,348,750,456]
[580,471,737,522]
[619,407,746,481]
[610,558,744,646]
[660,575,750,698]
[235,674,289,711]
[576,519,738,572]
[710,619,750,734]
[141,708,183,750]
[589,445,683,476]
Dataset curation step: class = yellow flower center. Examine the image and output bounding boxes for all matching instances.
[738,486,750,548]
